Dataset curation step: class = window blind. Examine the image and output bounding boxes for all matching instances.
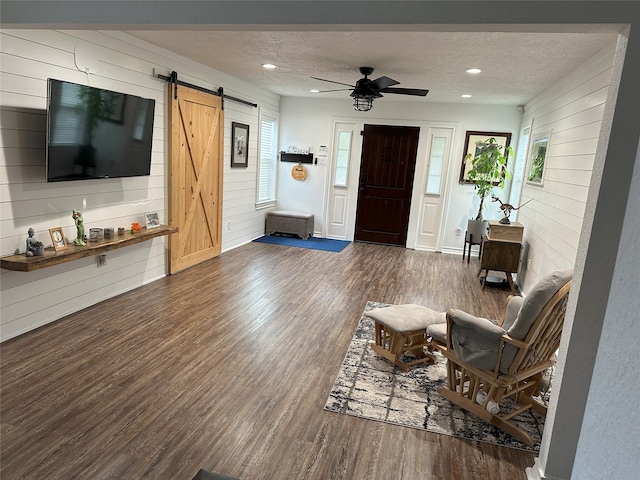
[258,115,277,204]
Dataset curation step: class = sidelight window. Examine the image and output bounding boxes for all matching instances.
[333,130,352,187]
[425,135,447,195]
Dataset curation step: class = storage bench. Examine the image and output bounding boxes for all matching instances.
[265,210,314,240]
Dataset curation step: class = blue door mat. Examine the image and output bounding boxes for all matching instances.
[253,235,351,252]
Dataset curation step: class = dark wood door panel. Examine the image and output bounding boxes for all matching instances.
[355,124,420,246]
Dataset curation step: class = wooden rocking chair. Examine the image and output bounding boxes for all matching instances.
[427,270,572,446]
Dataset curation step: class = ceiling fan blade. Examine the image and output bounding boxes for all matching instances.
[380,87,429,97]
[370,76,400,90]
[311,76,355,88]
[315,88,354,93]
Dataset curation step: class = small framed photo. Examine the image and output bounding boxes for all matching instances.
[49,227,67,251]
[145,211,160,229]
[231,122,249,168]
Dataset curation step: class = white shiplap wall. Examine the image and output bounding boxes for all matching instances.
[515,43,616,292]
[0,30,279,341]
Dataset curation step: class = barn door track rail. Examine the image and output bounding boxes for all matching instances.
[156,71,258,109]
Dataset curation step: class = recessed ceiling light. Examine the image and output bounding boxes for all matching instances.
[465,68,482,74]
[310,89,320,94]
[461,94,472,98]
[262,63,277,70]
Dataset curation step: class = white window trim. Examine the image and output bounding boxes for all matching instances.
[256,111,278,209]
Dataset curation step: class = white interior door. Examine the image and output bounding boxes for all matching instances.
[415,127,454,250]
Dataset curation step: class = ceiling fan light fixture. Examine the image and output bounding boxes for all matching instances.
[314,67,428,111]
[353,95,374,112]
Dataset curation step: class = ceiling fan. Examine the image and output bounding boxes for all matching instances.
[311,67,429,111]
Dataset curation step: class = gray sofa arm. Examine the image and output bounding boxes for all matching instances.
[448,309,506,371]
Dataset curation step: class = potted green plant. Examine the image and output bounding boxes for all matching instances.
[32,241,44,256]
[465,137,514,239]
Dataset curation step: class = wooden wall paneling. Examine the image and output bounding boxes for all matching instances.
[550,121,604,146]
[552,154,596,173]
[517,44,616,292]
[523,46,614,118]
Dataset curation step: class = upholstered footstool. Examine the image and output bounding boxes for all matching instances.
[265,210,314,240]
[367,304,446,371]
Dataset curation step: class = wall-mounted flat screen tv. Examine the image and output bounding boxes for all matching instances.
[46,79,156,182]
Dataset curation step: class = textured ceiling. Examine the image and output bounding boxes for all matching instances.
[128,29,619,105]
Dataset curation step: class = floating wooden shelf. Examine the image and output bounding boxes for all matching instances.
[1,225,177,272]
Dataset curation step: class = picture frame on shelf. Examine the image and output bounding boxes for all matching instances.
[526,132,552,186]
[145,212,160,229]
[49,227,67,251]
[231,122,249,168]
[459,131,512,184]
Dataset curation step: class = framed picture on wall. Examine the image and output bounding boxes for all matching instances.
[231,122,249,168]
[526,132,552,186]
[459,131,512,184]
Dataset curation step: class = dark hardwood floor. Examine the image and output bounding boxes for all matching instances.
[0,241,535,479]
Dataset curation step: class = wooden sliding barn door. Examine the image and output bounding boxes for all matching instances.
[168,86,223,274]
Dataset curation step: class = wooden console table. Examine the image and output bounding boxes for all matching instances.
[478,221,524,293]
[1,225,177,272]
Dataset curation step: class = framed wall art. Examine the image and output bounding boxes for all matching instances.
[526,132,551,186]
[459,131,512,184]
[231,122,249,168]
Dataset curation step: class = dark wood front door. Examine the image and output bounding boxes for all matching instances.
[354,124,420,246]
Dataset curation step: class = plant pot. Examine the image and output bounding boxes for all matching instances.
[34,245,45,256]
[466,219,488,243]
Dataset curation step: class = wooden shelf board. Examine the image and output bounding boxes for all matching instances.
[1,225,177,272]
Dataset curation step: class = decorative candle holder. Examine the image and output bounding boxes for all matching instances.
[89,228,103,242]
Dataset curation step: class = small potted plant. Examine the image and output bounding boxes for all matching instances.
[465,137,514,239]
[33,241,44,256]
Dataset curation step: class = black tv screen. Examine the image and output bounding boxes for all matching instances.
[46,79,155,182]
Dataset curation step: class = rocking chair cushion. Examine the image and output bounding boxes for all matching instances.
[507,269,573,340]
[367,304,446,332]
[447,309,506,371]
[426,322,447,344]
[501,296,524,330]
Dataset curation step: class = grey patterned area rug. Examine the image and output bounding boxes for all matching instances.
[324,302,546,451]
